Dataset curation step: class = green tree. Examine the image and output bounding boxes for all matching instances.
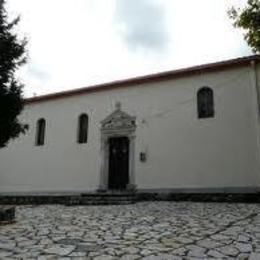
[229,0,260,53]
[0,0,28,148]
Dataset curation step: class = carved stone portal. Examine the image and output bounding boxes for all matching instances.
[99,103,136,191]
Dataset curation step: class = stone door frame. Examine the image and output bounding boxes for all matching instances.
[98,103,136,191]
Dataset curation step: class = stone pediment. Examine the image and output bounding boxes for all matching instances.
[101,103,136,131]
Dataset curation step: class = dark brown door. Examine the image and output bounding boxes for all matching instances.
[108,137,129,190]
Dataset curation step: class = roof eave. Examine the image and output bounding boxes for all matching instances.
[24,54,260,105]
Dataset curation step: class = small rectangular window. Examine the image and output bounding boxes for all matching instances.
[36,118,46,146]
[197,87,214,119]
[78,114,89,143]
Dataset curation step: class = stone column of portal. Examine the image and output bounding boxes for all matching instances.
[98,137,108,191]
[104,139,110,190]
[127,135,137,191]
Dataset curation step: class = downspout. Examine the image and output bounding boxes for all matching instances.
[250,60,260,191]
[251,60,260,112]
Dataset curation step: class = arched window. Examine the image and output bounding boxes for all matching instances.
[78,114,89,143]
[197,87,214,118]
[35,118,46,146]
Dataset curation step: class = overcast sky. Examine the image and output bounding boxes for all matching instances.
[7,0,251,97]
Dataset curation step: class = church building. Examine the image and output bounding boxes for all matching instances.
[0,55,260,196]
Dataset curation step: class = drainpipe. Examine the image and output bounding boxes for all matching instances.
[251,60,260,114]
[250,60,260,191]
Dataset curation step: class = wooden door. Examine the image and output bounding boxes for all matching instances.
[108,137,129,190]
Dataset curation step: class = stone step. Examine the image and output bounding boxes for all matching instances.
[80,192,136,197]
[1,192,260,205]
[79,196,136,200]
[0,193,137,205]
[65,192,137,206]
[66,198,136,206]
[76,192,137,205]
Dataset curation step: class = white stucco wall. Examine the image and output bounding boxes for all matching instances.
[0,63,260,193]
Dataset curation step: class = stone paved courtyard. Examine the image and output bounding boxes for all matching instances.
[1,202,260,259]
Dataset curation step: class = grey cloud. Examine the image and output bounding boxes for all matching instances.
[27,64,50,83]
[115,0,168,51]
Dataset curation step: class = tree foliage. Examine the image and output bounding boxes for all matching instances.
[0,0,28,148]
[229,0,260,53]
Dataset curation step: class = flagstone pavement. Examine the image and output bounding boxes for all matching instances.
[1,202,260,259]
